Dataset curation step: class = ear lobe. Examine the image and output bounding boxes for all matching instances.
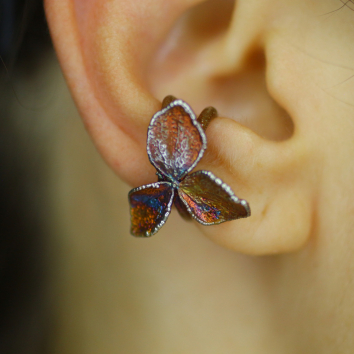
[45,0,316,255]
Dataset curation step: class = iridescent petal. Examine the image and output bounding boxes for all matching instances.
[178,171,250,225]
[174,194,192,221]
[147,100,206,181]
[128,182,174,237]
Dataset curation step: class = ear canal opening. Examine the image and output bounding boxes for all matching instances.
[210,50,294,141]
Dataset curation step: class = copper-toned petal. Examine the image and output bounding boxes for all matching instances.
[147,100,206,181]
[161,95,177,109]
[174,194,192,221]
[128,182,174,237]
[178,171,250,225]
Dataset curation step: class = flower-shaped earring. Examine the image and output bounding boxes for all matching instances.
[128,95,251,237]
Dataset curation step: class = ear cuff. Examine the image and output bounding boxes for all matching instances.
[128,95,250,237]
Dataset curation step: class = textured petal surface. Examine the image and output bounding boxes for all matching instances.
[147,100,206,181]
[129,182,174,237]
[178,171,250,225]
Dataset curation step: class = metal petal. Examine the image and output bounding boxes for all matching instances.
[174,193,192,221]
[128,182,174,237]
[178,171,250,225]
[147,100,207,181]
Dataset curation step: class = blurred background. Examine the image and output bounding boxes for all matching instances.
[0,0,53,353]
[0,2,141,352]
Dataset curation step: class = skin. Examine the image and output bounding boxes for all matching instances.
[44,0,354,353]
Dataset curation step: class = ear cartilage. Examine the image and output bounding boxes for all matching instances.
[128,97,251,237]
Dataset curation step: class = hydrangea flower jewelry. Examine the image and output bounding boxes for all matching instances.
[128,95,251,237]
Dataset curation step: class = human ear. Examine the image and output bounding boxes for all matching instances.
[44,0,317,255]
